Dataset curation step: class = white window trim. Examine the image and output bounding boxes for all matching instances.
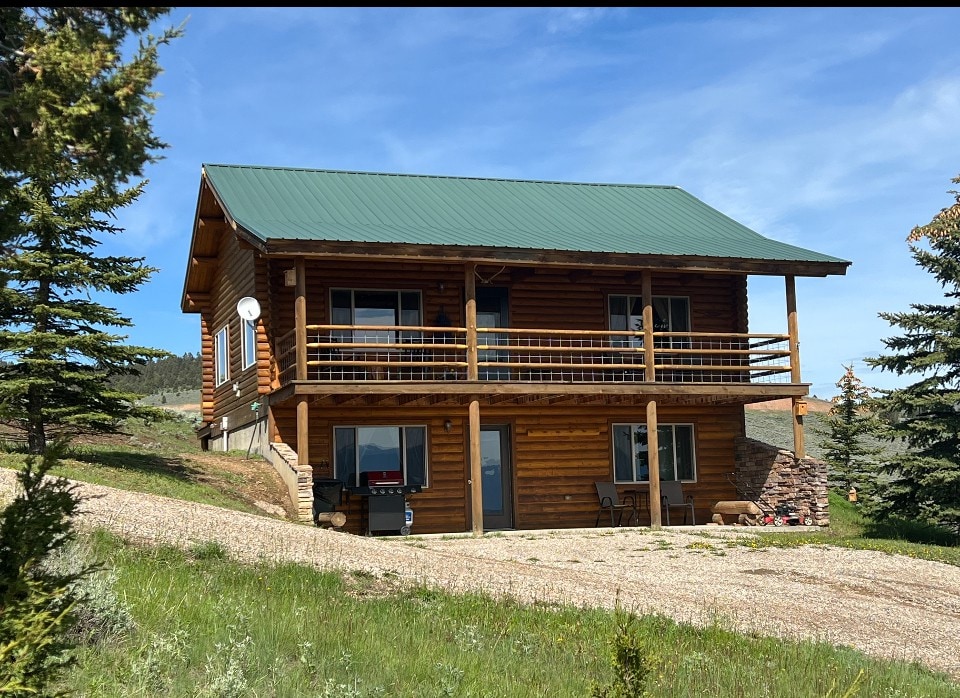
[333,424,429,488]
[240,318,257,371]
[611,422,697,484]
[214,325,230,387]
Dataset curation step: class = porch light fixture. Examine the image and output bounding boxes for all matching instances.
[283,268,296,287]
[444,419,453,433]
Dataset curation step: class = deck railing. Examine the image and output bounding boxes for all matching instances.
[275,324,792,387]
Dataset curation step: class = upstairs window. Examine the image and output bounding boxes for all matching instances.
[612,423,696,483]
[609,295,689,348]
[241,318,257,370]
[331,289,422,344]
[214,325,229,387]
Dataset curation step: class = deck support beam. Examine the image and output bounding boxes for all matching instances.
[465,263,478,381]
[786,275,806,458]
[296,396,309,468]
[295,258,307,382]
[294,258,310,469]
[647,399,662,530]
[642,271,655,381]
[469,398,483,536]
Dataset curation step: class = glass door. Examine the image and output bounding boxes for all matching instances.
[476,287,509,380]
[480,425,513,530]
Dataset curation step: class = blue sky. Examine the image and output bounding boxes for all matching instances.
[107,7,960,399]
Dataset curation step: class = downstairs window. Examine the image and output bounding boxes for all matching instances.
[612,423,696,483]
[334,425,427,488]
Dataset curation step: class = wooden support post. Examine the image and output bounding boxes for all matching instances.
[295,257,307,382]
[469,399,483,535]
[296,395,309,467]
[792,397,807,459]
[786,275,801,384]
[465,263,478,381]
[785,275,806,458]
[642,271,655,382]
[647,399,662,530]
[294,257,310,465]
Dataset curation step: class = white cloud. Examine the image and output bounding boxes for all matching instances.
[545,7,620,35]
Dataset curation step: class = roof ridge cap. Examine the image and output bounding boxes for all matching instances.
[201,163,678,190]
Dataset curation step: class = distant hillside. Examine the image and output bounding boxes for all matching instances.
[745,408,829,460]
[745,403,907,464]
[111,352,202,396]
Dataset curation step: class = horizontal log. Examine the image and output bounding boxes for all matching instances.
[711,500,762,516]
[315,511,347,528]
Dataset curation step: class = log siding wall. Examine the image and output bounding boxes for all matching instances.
[199,228,270,434]
[202,251,764,532]
[271,403,744,535]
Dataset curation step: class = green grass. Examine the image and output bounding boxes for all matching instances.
[737,493,960,566]
[3,406,959,693]
[61,530,960,697]
[0,417,262,516]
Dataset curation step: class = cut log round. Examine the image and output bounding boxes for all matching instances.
[711,500,762,516]
[315,511,347,528]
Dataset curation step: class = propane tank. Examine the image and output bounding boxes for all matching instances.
[401,500,413,535]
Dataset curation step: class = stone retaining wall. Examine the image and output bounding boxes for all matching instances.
[269,443,313,523]
[734,437,830,526]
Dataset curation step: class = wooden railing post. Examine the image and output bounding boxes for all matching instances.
[642,271,655,382]
[785,275,806,458]
[647,399,662,530]
[465,263,478,381]
[295,257,307,382]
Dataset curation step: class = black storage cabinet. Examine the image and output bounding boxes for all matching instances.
[312,478,344,526]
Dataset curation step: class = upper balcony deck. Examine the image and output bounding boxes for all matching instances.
[275,324,793,388]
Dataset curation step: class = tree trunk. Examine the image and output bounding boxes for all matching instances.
[26,276,51,454]
[26,384,47,454]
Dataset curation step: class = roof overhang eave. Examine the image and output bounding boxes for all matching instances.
[256,238,851,277]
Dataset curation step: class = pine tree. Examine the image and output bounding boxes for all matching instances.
[0,443,91,694]
[820,365,880,494]
[0,8,182,452]
[865,174,960,532]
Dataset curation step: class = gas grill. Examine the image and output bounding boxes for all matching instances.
[351,470,421,536]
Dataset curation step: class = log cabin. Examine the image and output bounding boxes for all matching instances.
[180,164,850,535]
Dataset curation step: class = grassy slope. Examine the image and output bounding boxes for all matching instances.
[744,408,906,462]
[1,403,956,693]
[61,532,960,697]
[0,415,280,516]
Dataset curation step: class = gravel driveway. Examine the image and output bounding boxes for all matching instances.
[3,468,959,681]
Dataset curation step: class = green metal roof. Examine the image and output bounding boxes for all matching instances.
[202,164,848,265]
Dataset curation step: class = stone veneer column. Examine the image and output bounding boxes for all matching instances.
[734,437,829,526]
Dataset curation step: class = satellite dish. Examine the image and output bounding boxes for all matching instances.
[236,297,261,322]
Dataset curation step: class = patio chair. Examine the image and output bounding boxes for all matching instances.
[594,482,637,527]
[660,481,696,526]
